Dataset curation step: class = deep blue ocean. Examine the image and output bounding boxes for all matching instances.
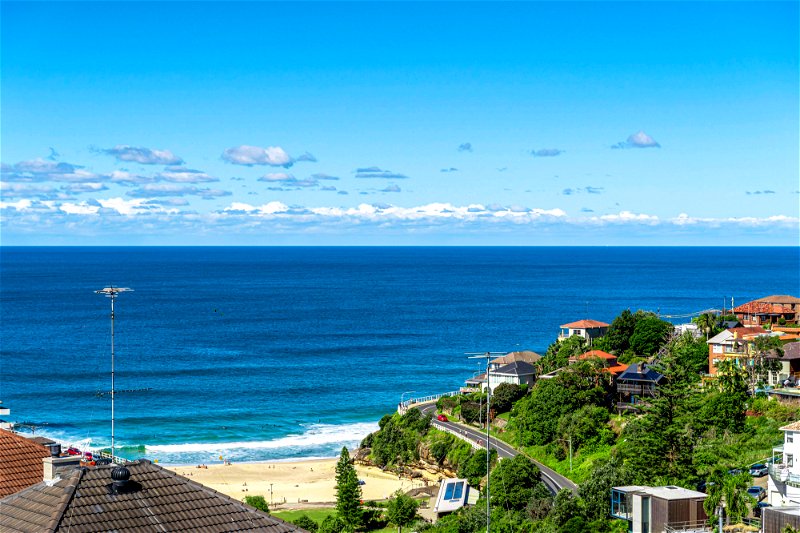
[1,247,798,465]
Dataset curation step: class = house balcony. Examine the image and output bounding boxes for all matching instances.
[663,520,712,533]
[616,383,657,395]
[769,464,800,488]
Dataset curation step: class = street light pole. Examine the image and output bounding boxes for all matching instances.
[467,351,505,533]
[400,390,416,409]
[96,286,132,460]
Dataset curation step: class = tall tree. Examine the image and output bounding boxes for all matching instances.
[602,309,638,354]
[386,491,419,533]
[488,455,543,511]
[335,447,362,532]
[619,338,701,484]
[629,314,674,356]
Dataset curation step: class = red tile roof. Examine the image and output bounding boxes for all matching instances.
[735,300,798,316]
[757,295,800,304]
[728,326,769,338]
[606,364,630,375]
[560,319,610,329]
[0,429,50,498]
[576,350,617,360]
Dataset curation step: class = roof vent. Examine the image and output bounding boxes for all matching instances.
[107,465,141,495]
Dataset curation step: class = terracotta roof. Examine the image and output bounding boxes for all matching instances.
[0,429,51,498]
[780,421,800,432]
[757,295,800,304]
[490,351,542,365]
[575,350,617,360]
[560,319,609,329]
[734,299,798,316]
[605,364,629,375]
[0,460,305,533]
[728,326,769,337]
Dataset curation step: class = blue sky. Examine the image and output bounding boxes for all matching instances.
[1,1,798,245]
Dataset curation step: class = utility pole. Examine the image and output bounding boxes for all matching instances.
[96,286,133,461]
[467,351,505,533]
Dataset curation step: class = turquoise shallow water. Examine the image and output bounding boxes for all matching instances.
[1,246,798,464]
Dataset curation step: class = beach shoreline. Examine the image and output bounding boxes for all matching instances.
[167,456,442,510]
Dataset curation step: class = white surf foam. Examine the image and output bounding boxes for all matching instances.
[145,421,378,454]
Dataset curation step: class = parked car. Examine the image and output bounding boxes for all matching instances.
[754,501,772,518]
[66,447,81,456]
[728,468,743,476]
[696,480,716,493]
[358,479,366,486]
[750,463,768,477]
[747,486,766,501]
[437,414,448,422]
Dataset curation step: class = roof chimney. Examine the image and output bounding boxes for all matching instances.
[43,455,81,481]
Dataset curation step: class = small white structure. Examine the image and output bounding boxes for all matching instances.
[433,478,479,517]
[768,421,800,506]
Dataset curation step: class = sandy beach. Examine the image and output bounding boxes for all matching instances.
[169,458,441,509]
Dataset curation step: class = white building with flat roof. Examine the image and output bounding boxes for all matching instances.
[768,421,800,506]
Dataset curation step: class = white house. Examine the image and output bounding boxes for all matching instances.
[487,361,537,392]
[768,421,800,506]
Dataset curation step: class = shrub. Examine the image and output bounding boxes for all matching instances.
[243,495,269,513]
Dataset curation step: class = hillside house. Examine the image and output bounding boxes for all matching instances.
[569,350,629,383]
[610,485,709,533]
[734,295,800,327]
[768,421,800,507]
[559,319,609,346]
[767,341,800,387]
[706,326,769,374]
[616,363,665,414]
[0,429,52,498]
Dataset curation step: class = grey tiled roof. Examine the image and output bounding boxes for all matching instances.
[493,361,537,376]
[0,460,305,532]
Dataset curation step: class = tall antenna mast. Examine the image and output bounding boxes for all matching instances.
[96,286,132,460]
[467,351,505,533]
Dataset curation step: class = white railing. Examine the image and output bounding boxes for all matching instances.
[431,422,483,451]
[399,391,461,412]
[98,450,128,465]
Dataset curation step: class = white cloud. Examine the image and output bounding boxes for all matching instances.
[0,198,33,211]
[222,145,313,167]
[612,131,661,149]
[60,202,100,215]
[156,168,217,183]
[100,145,183,165]
[596,211,659,223]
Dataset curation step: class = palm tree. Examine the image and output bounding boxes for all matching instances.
[694,313,717,341]
[703,471,756,526]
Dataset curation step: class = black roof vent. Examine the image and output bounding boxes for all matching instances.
[107,465,141,495]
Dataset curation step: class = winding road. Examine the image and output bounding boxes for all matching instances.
[417,403,578,495]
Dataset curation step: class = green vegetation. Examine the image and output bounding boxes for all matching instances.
[385,491,419,533]
[335,447,363,532]
[243,495,270,513]
[273,508,335,524]
[362,308,799,532]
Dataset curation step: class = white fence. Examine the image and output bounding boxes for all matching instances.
[398,390,461,413]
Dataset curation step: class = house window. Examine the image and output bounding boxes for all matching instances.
[713,345,723,354]
[788,454,794,467]
[788,434,794,444]
[573,329,583,336]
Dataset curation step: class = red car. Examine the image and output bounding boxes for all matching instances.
[437,414,448,422]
